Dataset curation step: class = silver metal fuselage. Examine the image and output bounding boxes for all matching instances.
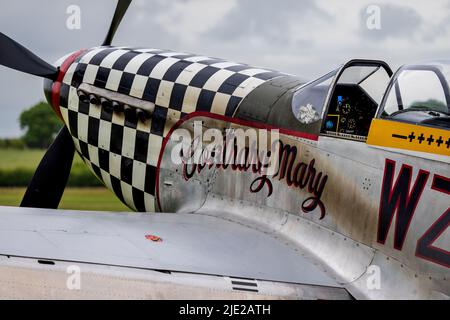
[51,46,449,299]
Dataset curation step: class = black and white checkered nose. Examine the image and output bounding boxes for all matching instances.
[55,46,283,212]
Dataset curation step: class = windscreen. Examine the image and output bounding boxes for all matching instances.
[292,69,338,124]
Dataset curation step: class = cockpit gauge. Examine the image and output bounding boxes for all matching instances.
[342,103,351,114]
[347,119,356,130]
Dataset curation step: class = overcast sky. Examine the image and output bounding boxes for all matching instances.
[1,0,450,137]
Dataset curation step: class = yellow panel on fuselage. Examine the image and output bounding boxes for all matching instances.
[367,119,450,156]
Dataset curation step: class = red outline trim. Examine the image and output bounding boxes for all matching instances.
[377,159,399,245]
[432,174,450,195]
[155,111,319,211]
[51,49,85,120]
[415,174,450,268]
[415,208,450,268]
[377,159,430,250]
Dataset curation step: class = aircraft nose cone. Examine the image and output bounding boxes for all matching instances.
[43,50,85,120]
[43,77,53,106]
[43,76,63,120]
[43,75,64,120]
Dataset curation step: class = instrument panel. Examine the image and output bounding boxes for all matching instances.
[324,84,378,137]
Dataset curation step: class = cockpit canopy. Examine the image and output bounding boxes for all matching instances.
[290,60,450,140]
[378,62,450,129]
[291,60,392,139]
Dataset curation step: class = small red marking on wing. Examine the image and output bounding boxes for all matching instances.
[145,235,162,242]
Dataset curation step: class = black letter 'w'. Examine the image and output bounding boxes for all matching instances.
[377,159,430,250]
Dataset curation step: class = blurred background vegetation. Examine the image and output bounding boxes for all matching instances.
[0,101,130,211]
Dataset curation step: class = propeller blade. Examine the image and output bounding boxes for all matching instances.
[21,126,75,209]
[0,32,58,80]
[102,0,132,46]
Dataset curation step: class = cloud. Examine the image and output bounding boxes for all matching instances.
[205,0,333,46]
[359,4,423,41]
[1,0,450,137]
[153,0,237,46]
[421,2,450,42]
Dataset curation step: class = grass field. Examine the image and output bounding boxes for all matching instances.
[0,148,89,173]
[0,187,131,211]
[0,149,46,169]
[0,148,87,170]
[0,148,131,211]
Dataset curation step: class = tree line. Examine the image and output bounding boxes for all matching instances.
[0,102,61,149]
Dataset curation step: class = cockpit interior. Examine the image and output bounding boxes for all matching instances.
[292,60,393,141]
[290,60,450,141]
[324,83,379,138]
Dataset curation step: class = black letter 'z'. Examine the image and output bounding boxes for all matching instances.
[377,159,430,250]
[416,175,450,268]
